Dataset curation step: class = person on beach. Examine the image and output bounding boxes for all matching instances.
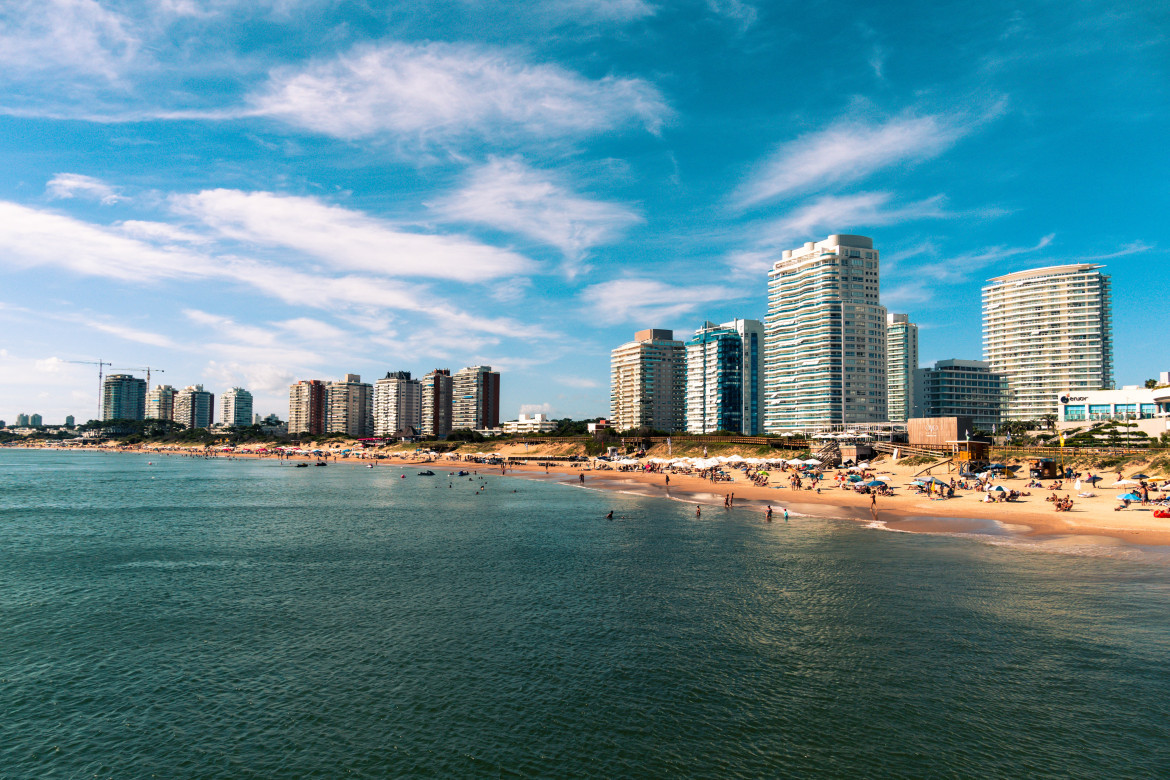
[765,506,773,522]
[871,493,877,508]
[665,474,670,486]
[579,473,585,484]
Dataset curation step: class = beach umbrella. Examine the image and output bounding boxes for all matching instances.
[1130,473,1150,480]
[848,474,863,482]
[786,458,804,465]
[804,458,822,465]
[1112,479,1139,487]
[1118,493,1142,501]
[864,480,887,487]
[924,477,949,486]
[1086,475,1103,483]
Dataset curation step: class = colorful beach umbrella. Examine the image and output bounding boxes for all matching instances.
[1118,493,1142,501]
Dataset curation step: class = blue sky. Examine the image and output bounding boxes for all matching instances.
[1,0,1167,424]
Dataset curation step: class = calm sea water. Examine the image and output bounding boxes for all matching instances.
[3,449,1170,778]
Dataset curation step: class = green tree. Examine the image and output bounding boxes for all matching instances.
[1146,378,1158,389]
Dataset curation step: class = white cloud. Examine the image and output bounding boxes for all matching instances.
[430,157,641,273]
[519,402,554,414]
[707,0,757,31]
[244,41,670,142]
[545,0,656,21]
[582,278,742,323]
[116,220,209,244]
[735,114,967,208]
[0,0,139,83]
[761,192,948,246]
[172,189,536,282]
[46,173,123,204]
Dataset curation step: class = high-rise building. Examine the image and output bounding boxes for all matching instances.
[64,415,75,427]
[15,413,29,427]
[913,359,1006,432]
[886,313,919,423]
[452,366,500,431]
[610,329,686,432]
[421,369,453,438]
[288,379,327,435]
[983,264,1113,421]
[29,413,43,427]
[685,318,764,435]
[102,374,147,421]
[174,385,215,429]
[327,374,373,437]
[374,371,423,437]
[764,235,887,433]
[221,387,254,428]
[145,385,177,421]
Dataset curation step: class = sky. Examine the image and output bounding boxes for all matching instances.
[0,0,1167,425]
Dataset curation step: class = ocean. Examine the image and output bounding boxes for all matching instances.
[2,449,1169,778]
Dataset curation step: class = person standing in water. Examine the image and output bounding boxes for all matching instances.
[765,506,773,522]
[696,505,701,518]
[784,508,789,522]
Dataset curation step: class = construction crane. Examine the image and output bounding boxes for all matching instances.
[112,366,165,388]
[66,359,112,420]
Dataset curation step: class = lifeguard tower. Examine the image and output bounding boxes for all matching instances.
[950,440,990,474]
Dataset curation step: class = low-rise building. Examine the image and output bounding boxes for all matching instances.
[501,413,558,434]
[1056,383,1170,438]
[913,359,1006,432]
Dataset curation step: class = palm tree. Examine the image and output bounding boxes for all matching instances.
[1041,413,1057,432]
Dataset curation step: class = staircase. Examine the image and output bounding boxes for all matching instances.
[815,439,841,466]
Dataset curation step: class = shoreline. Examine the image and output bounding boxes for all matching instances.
[16,443,1170,549]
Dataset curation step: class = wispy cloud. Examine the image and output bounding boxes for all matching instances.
[582,278,742,323]
[46,173,123,204]
[172,188,536,282]
[244,42,671,143]
[0,0,140,84]
[430,157,642,275]
[707,0,757,32]
[546,0,656,22]
[734,113,972,208]
[762,192,948,246]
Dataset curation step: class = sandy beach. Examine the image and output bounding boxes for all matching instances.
[29,441,1170,548]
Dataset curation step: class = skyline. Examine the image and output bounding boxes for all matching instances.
[1,0,1167,424]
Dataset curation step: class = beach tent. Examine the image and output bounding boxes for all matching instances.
[990,485,1007,492]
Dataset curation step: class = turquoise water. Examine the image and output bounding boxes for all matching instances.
[2,449,1170,778]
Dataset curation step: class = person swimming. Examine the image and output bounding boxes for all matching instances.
[606,511,613,520]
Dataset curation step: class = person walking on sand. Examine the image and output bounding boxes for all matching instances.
[871,493,877,508]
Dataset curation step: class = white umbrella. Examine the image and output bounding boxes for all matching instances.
[786,458,804,465]
[1111,479,1139,487]
[803,458,822,465]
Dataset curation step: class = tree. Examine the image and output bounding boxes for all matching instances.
[1146,378,1158,389]
[1040,414,1057,432]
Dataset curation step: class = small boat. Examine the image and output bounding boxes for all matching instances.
[417,470,435,476]
[315,462,328,467]
[295,463,309,468]
[455,470,470,477]
[366,464,374,468]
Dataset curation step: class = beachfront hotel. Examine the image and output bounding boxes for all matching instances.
[982,264,1113,421]
[684,319,764,435]
[174,385,215,429]
[374,371,422,437]
[221,387,254,428]
[763,235,888,433]
[327,374,374,438]
[145,384,177,421]
[610,329,686,432]
[101,373,147,421]
[288,379,327,435]
[420,369,453,438]
[886,313,919,423]
[912,359,1006,432]
[451,366,501,431]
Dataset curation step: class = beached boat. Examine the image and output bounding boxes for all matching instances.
[417,470,435,476]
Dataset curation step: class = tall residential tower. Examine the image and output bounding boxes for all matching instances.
[420,369,453,438]
[451,366,500,431]
[610,329,686,432]
[685,318,764,435]
[886,313,919,423]
[764,235,887,433]
[101,374,147,421]
[374,371,422,437]
[982,264,1112,421]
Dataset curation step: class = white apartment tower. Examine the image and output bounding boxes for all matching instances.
[764,235,888,433]
[886,313,919,423]
[685,318,765,435]
[451,366,500,431]
[983,263,1113,421]
[374,371,422,437]
[610,329,686,432]
[327,374,374,438]
[145,384,177,421]
[174,385,215,429]
[221,387,254,428]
